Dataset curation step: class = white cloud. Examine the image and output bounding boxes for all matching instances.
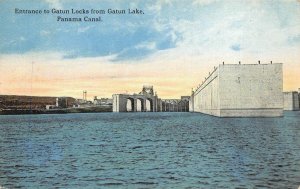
[45,0,63,9]
[77,26,92,33]
[40,30,51,36]
[147,0,173,13]
[19,36,26,41]
[135,41,157,50]
[154,0,300,58]
[192,0,217,6]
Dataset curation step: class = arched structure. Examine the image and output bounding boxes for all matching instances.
[113,94,159,112]
[112,86,189,113]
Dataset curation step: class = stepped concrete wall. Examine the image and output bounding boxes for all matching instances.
[190,63,283,117]
[191,67,220,116]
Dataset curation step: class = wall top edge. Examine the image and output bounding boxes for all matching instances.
[218,63,283,66]
[283,91,299,94]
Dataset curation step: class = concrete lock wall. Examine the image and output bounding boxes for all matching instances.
[283,92,300,111]
[219,64,283,117]
[190,63,283,117]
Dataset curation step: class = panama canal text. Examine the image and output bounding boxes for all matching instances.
[57,16,102,22]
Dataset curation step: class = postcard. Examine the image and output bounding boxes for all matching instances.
[0,0,300,188]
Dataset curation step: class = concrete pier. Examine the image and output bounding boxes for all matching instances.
[189,63,283,117]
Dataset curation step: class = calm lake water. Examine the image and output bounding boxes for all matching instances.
[0,112,299,189]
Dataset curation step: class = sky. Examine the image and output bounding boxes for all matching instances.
[0,0,299,99]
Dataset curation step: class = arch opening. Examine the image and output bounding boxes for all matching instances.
[137,98,144,112]
[126,98,134,112]
[146,98,153,112]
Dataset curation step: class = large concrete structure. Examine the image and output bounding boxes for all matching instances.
[113,85,160,112]
[189,63,283,117]
[113,94,159,112]
[113,86,190,112]
[283,91,299,111]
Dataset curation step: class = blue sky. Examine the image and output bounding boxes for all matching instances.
[0,0,299,97]
[1,0,299,61]
[0,0,180,60]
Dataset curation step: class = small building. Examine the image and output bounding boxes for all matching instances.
[94,97,113,106]
[283,91,299,111]
[73,104,80,108]
[46,105,56,110]
[75,99,87,104]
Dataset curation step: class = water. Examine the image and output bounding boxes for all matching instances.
[0,112,299,189]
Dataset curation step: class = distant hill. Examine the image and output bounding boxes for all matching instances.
[0,95,75,109]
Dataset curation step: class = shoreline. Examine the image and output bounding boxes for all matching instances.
[0,106,112,115]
